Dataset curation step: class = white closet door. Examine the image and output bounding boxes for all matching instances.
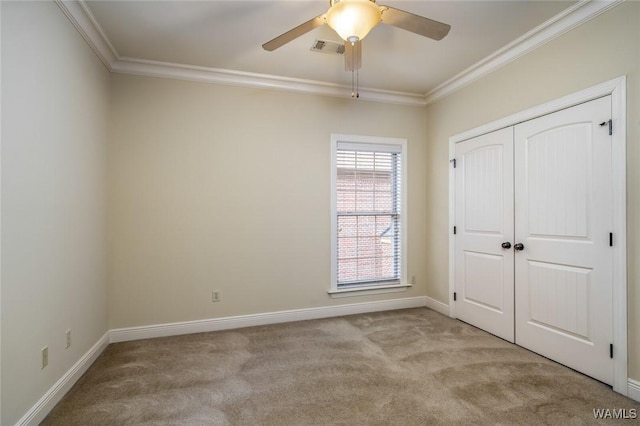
[455,127,514,342]
[514,96,613,384]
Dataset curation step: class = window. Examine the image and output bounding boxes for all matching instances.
[330,134,407,295]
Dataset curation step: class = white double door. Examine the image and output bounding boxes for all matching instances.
[454,96,613,385]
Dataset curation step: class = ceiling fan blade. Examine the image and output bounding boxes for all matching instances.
[379,6,450,41]
[344,41,362,71]
[262,14,326,51]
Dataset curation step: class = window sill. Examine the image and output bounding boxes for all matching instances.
[327,283,411,298]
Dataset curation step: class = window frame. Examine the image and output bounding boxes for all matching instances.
[329,134,409,297]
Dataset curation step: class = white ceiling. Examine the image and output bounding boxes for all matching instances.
[84,0,576,96]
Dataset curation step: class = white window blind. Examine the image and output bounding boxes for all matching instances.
[335,142,402,288]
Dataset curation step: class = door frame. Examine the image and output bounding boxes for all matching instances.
[448,76,627,395]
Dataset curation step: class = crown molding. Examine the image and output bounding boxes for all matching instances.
[424,0,624,105]
[111,57,428,106]
[54,0,118,70]
[57,0,622,107]
[54,0,425,106]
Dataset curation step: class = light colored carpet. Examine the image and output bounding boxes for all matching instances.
[43,308,639,425]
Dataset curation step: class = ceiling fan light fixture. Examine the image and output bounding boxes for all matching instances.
[326,0,381,43]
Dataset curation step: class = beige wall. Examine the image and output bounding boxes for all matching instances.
[424,2,640,380]
[1,2,110,424]
[108,74,429,328]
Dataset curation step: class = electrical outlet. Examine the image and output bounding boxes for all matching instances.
[411,275,416,285]
[212,290,220,302]
[66,329,72,349]
[41,346,49,369]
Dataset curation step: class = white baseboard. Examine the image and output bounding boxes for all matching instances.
[425,296,450,316]
[110,296,427,343]
[628,379,640,402]
[16,331,110,426]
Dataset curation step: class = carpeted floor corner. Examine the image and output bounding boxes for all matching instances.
[42,308,639,425]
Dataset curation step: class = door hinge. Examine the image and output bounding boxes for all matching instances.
[600,119,613,135]
[609,232,613,247]
[453,226,457,235]
[453,292,457,301]
[610,343,613,359]
[450,158,456,168]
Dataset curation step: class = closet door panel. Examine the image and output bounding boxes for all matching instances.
[454,127,514,342]
[514,96,613,385]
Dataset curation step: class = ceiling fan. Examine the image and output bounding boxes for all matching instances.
[262,0,451,74]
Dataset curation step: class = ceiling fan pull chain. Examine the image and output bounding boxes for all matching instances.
[351,68,355,98]
[350,44,359,99]
[351,46,356,98]
[354,41,359,98]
